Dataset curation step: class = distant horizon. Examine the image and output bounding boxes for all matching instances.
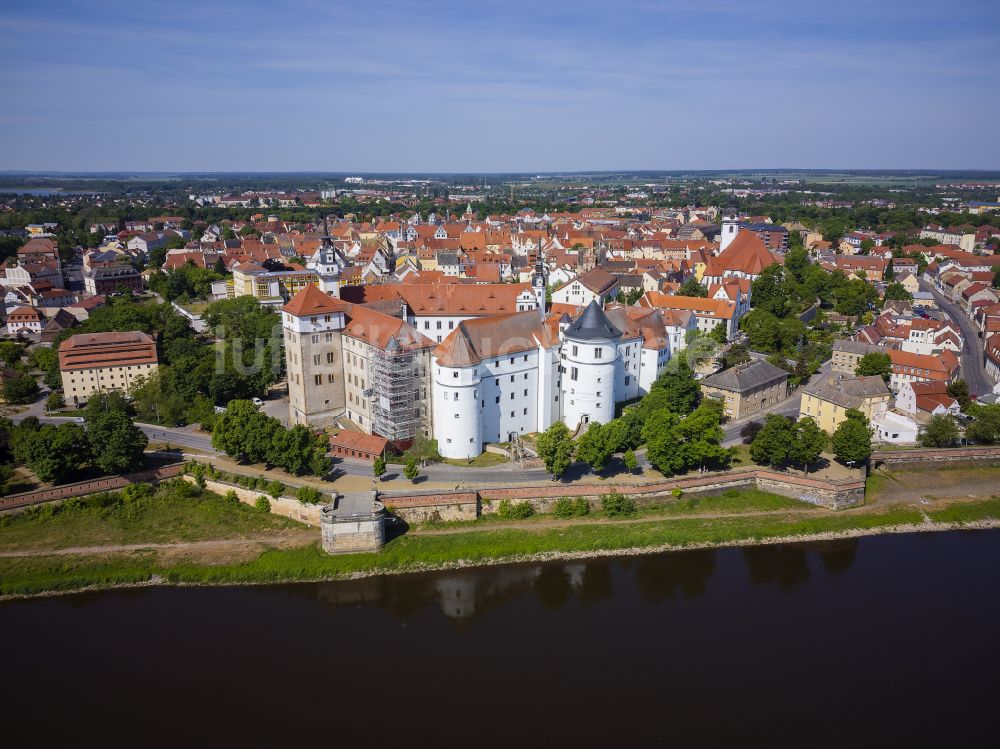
[4,167,1000,178]
[2,1,999,172]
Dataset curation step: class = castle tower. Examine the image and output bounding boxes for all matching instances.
[282,284,349,427]
[720,208,739,252]
[560,300,621,429]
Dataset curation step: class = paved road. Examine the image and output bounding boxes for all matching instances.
[920,280,992,396]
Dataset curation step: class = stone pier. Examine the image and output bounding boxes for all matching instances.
[321,490,387,554]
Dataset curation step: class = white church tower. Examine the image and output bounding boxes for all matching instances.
[531,240,548,311]
[560,300,621,429]
[308,217,344,296]
[720,209,739,252]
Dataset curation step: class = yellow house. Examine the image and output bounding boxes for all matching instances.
[799,375,890,433]
[895,272,920,295]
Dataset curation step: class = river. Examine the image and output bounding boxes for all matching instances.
[2,530,998,746]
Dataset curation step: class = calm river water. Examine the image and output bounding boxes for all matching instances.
[2,530,998,746]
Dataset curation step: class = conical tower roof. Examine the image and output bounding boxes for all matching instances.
[564,299,621,341]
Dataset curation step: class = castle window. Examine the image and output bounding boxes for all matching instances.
[594,347,602,358]
[571,367,578,381]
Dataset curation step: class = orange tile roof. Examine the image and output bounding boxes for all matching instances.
[282,284,351,316]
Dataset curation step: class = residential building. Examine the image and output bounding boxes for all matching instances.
[699,360,789,420]
[832,339,887,375]
[551,267,619,308]
[639,291,739,339]
[799,375,891,433]
[83,265,143,296]
[888,349,959,392]
[5,306,44,335]
[871,411,920,445]
[895,381,962,420]
[58,331,159,405]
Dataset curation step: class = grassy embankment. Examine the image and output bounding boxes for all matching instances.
[4,478,1000,597]
[0,480,302,554]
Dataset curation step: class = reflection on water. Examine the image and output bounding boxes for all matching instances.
[4,531,998,747]
[308,539,860,621]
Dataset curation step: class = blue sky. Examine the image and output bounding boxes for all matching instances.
[1,0,998,172]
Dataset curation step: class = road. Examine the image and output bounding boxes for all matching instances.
[920,280,993,396]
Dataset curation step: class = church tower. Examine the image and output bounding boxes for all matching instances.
[309,216,343,296]
[532,238,548,311]
[720,208,739,252]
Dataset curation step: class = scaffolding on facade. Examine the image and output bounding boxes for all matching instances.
[369,337,418,444]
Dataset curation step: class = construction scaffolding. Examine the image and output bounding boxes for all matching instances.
[369,337,418,445]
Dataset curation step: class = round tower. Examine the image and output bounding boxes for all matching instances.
[560,300,621,428]
[432,327,483,459]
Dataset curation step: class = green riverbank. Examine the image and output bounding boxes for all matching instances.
[3,496,1000,599]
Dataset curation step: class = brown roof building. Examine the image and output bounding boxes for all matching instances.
[58,331,158,405]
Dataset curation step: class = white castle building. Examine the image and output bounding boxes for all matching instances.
[431,300,674,459]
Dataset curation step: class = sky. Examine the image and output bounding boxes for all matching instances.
[1,0,999,172]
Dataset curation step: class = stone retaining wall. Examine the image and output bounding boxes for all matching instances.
[0,464,185,513]
[873,446,1000,466]
[182,475,323,525]
[380,491,479,523]
[387,468,865,515]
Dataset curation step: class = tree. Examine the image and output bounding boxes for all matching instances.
[722,343,751,369]
[87,410,148,473]
[2,373,39,405]
[536,421,575,479]
[372,456,386,480]
[965,405,1000,444]
[789,417,827,474]
[883,283,913,302]
[749,265,793,317]
[403,456,420,482]
[646,357,700,415]
[28,346,61,389]
[13,422,89,483]
[623,449,639,473]
[575,422,617,473]
[946,379,972,412]
[919,414,960,448]
[750,414,795,467]
[855,352,892,382]
[678,277,708,297]
[211,399,280,464]
[992,268,1000,289]
[740,420,763,445]
[709,322,729,345]
[0,341,25,367]
[831,410,873,464]
[46,391,65,411]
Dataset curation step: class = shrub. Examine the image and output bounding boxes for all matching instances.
[254,496,271,513]
[224,489,240,505]
[296,485,323,505]
[267,479,284,498]
[553,497,591,518]
[497,499,535,520]
[601,492,636,517]
[671,487,683,499]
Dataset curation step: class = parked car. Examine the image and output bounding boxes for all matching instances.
[251,397,264,407]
